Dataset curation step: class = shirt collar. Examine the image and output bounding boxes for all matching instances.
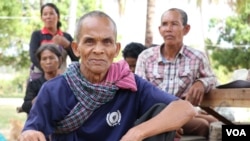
[41,27,63,36]
[159,44,186,63]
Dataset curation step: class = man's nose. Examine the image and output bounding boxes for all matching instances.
[93,43,104,54]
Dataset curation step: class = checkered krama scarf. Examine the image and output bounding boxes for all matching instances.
[55,60,137,133]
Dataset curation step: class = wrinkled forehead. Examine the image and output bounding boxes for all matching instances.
[77,16,117,41]
[82,17,116,38]
[83,16,115,30]
[161,10,181,21]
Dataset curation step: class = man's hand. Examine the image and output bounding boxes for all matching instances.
[183,81,205,106]
[18,130,46,141]
[175,128,183,138]
[120,127,144,141]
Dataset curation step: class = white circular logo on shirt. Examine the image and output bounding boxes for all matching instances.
[106,110,121,127]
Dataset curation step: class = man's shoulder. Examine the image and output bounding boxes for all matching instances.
[184,45,203,53]
[139,46,160,59]
[134,74,152,87]
[183,45,206,58]
[43,75,66,87]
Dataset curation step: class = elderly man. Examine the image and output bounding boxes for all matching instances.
[135,8,218,139]
[18,10,196,141]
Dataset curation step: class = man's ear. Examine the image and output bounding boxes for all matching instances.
[71,41,80,57]
[183,24,191,36]
[115,42,121,57]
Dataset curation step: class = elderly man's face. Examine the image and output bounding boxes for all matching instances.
[74,16,120,74]
[158,10,189,47]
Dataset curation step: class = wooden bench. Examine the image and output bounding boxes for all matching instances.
[200,88,250,124]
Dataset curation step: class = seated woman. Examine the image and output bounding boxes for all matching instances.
[19,43,62,114]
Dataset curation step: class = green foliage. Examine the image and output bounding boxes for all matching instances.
[228,0,250,23]
[0,0,38,70]
[0,1,25,48]
[206,1,250,74]
[0,0,100,70]
[0,69,28,98]
[217,16,250,45]
[49,0,101,31]
[207,45,250,72]
[0,0,101,98]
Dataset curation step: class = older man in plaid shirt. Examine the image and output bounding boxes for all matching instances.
[135,8,218,139]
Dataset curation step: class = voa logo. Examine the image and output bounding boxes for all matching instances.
[226,129,246,136]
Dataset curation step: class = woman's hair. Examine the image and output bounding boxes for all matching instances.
[40,3,62,29]
[36,43,62,63]
[122,42,147,59]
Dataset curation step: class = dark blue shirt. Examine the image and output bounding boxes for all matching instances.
[23,75,178,141]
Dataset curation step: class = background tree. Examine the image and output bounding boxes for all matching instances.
[206,0,250,74]
[0,0,99,71]
[145,0,155,47]
[0,0,99,96]
[116,0,156,47]
[0,0,34,70]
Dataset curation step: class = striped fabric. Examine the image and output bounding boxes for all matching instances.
[135,45,217,97]
[55,60,137,133]
[105,60,137,92]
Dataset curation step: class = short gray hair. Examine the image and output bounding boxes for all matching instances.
[75,10,117,42]
[161,8,188,26]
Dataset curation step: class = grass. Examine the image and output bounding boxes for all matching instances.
[0,105,26,128]
[0,100,26,139]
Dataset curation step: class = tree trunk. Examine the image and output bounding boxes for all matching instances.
[145,0,155,47]
[40,0,44,7]
[67,0,78,36]
[198,7,210,59]
[117,0,126,17]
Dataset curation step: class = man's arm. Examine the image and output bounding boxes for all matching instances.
[183,53,218,106]
[197,53,217,93]
[120,99,197,141]
[184,80,205,106]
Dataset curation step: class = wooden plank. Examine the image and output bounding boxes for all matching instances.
[201,88,250,107]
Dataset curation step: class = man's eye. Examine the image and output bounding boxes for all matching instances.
[103,39,112,44]
[173,22,179,25]
[84,39,94,45]
[85,39,93,43]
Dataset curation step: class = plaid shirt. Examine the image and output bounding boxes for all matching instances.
[135,44,217,97]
